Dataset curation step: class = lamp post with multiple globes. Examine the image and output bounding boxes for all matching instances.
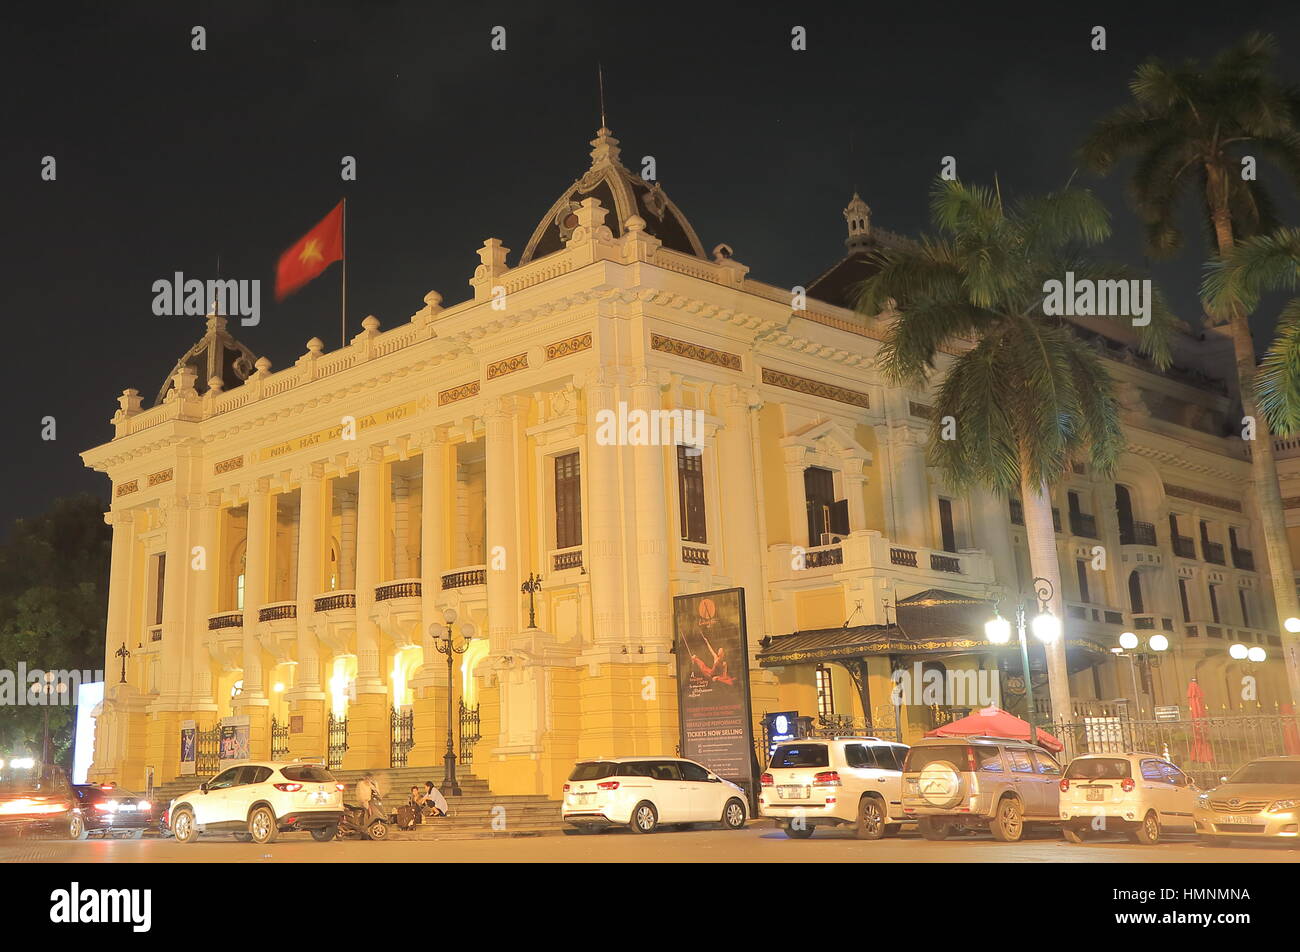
[1111,631,1169,718]
[985,577,1061,732]
[430,607,476,797]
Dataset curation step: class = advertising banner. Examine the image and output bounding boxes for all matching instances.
[219,715,250,764]
[673,587,755,792]
[178,720,197,776]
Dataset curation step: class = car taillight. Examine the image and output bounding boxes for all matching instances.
[597,781,620,791]
[1121,778,1135,793]
[94,802,116,812]
[273,783,303,792]
[138,800,151,812]
[812,771,841,787]
[1060,779,1070,792]
[563,783,570,792]
[760,773,774,787]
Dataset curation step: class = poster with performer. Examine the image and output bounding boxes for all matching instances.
[674,587,755,793]
[179,720,197,776]
[219,715,250,765]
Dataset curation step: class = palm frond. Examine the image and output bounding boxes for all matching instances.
[1255,298,1300,435]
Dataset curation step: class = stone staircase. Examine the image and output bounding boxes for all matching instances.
[152,766,566,840]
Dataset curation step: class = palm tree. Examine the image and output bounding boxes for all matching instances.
[858,179,1173,725]
[1081,32,1300,705]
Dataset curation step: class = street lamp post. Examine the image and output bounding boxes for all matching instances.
[430,608,475,797]
[1112,631,1169,718]
[985,577,1061,734]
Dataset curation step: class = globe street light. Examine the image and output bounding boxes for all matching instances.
[1229,643,1249,660]
[985,576,1057,731]
[1285,617,1300,634]
[1248,646,1267,664]
[1114,631,1169,717]
[431,610,475,796]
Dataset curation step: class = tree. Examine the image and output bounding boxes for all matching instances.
[857,179,1173,724]
[1081,31,1300,705]
[0,495,111,765]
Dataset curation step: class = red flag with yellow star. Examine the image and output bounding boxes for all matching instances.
[275,201,344,300]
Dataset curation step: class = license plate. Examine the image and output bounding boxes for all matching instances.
[310,792,329,804]
[117,804,137,811]
[778,786,809,800]
[1221,814,1254,824]
[574,792,592,801]
[1086,788,1105,802]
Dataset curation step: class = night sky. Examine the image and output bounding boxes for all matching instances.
[4,1,1299,532]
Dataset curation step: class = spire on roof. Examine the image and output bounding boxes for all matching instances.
[844,192,872,251]
[589,125,621,167]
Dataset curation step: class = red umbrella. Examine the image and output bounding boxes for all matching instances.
[924,705,1064,752]
[1187,679,1214,764]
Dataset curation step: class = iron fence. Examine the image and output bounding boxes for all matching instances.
[458,700,481,767]
[1045,713,1300,787]
[327,713,349,770]
[390,706,414,767]
[270,716,289,761]
[195,725,220,778]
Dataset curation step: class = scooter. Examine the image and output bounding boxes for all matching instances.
[339,794,390,841]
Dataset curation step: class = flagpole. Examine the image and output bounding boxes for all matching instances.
[340,197,348,348]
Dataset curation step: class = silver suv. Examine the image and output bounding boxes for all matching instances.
[901,735,1063,841]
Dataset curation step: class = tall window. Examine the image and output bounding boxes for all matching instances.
[815,664,835,717]
[554,452,582,550]
[1238,589,1251,628]
[804,466,848,544]
[151,554,166,637]
[1127,570,1144,614]
[236,573,246,611]
[1177,578,1191,623]
[1075,559,1091,603]
[1208,583,1221,624]
[677,446,707,543]
[939,498,957,553]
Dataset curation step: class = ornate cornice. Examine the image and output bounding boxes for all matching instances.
[760,367,870,409]
[650,333,742,371]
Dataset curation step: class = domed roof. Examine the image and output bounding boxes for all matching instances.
[519,127,707,265]
[155,311,258,406]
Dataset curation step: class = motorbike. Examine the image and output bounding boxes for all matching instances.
[339,793,390,841]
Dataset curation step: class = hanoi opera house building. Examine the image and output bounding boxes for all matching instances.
[82,127,1292,796]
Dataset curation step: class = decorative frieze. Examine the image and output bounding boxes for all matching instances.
[651,333,741,371]
[487,352,529,380]
[1164,483,1243,513]
[760,367,871,409]
[147,468,174,487]
[438,380,480,406]
[908,401,933,419]
[115,480,139,498]
[214,456,244,475]
[545,332,593,360]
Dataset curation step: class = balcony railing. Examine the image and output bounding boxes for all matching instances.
[314,591,357,612]
[552,548,584,572]
[441,569,486,590]
[1172,535,1197,559]
[1069,512,1099,538]
[148,624,163,642]
[682,545,710,566]
[889,547,918,568]
[1119,521,1157,546]
[805,546,843,569]
[1202,540,1226,565]
[208,611,242,631]
[1007,500,1062,532]
[930,553,961,573]
[258,602,297,622]
[1232,547,1255,571]
[375,580,421,601]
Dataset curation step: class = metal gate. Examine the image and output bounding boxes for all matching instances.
[458,700,481,767]
[327,713,349,770]
[270,716,290,761]
[390,706,414,767]
[195,725,220,778]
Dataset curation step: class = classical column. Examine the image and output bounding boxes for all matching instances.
[189,492,221,711]
[631,371,671,645]
[288,463,327,759]
[104,509,138,682]
[92,509,139,783]
[719,386,766,649]
[393,476,412,578]
[586,372,626,645]
[485,399,520,650]
[338,490,357,589]
[354,447,385,691]
[240,481,271,699]
[412,433,452,766]
[887,423,930,548]
[842,458,869,532]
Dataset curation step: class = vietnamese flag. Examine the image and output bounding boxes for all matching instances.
[276,201,344,300]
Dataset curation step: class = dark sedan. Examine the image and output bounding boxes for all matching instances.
[72,783,160,838]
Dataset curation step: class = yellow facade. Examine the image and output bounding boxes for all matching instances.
[82,127,1296,798]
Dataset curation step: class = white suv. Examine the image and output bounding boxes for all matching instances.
[760,736,909,839]
[562,757,749,834]
[1060,752,1199,844]
[167,761,345,844]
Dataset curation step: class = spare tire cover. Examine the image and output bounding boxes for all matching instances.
[917,760,965,810]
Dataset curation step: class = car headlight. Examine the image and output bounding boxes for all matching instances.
[1268,799,1300,813]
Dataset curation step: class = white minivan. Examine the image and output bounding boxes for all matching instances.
[1059,752,1199,844]
[561,757,749,834]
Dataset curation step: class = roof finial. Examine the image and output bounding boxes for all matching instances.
[598,63,607,129]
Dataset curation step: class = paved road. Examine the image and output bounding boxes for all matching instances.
[4,824,1299,863]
